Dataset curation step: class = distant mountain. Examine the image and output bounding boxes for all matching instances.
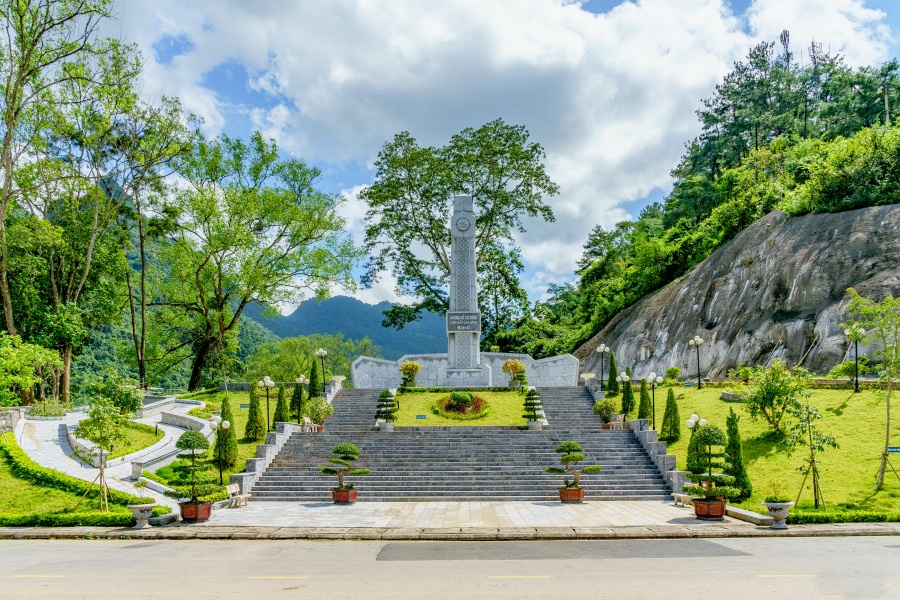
[242,296,446,360]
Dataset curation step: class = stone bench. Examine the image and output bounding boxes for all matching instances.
[671,492,693,507]
[226,483,251,507]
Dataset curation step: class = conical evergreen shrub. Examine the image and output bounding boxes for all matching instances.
[522,389,544,422]
[658,388,681,442]
[214,393,239,467]
[620,372,635,415]
[637,378,651,420]
[273,385,289,424]
[244,387,266,441]
[606,352,619,395]
[308,362,321,398]
[374,390,398,422]
[725,407,752,501]
[290,383,304,422]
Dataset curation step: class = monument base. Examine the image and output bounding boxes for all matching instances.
[438,365,491,388]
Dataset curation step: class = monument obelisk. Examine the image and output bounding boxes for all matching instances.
[441,195,491,386]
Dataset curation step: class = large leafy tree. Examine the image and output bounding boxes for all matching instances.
[245,333,380,386]
[156,131,358,390]
[360,119,558,336]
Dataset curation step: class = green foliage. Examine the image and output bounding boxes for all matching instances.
[0,512,136,527]
[545,441,602,488]
[213,394,239,468]
[375,390,398,423]
[658,388,681,442]
[826,357,871,379]
[724,408,752,501]
[606,352,619,395]
[399,361,421,387]
[307,395,333,425]
[665,367,681,380]
[502,359,525,377]
[620,376,635,415]
[360,119,558,339]
[308,360,321,398]
[0,333,61,406]
[246,333,379,388]
[592,398,617,423]
[74,396,132,461]
[290,383,304,421]
[81,370,143,413]
[522,388,543,421]
[244,387,267,441]
[431,397,490,421]
[273,385,289,424]
[744,359,810,434]
[684,425,742,500]
[166,430,218,504]
[638,379,651,420]
[448,391,474,410]
[318,442,371,490]
[786,511,900,524]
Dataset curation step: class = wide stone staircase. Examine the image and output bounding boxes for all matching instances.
[250,387,671,501]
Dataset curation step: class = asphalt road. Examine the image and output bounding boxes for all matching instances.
[1,537,897,599]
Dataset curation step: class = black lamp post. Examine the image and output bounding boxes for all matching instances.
[258,376,275,431]
[210,416,230,485]
[596,344,610,391]
[844,325,864,393]
[647,372,663,430]
[688,336,704,389]
[315,348,327,393]
[295,376,308,424]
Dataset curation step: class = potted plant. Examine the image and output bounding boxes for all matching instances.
[128,480,156,529]
[522,388,544,430]
[593,398,618,428]
[683,424,742,520]
[761,481,794,529]
[545,441,603,503]
[502,359,526,387]
[319,442,371,504]
[164,430,220,522]
[375,390,398,432]
[399,361,421,388]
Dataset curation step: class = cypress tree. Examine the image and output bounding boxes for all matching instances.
[244,387,266,441]
[686,426,702,474]
[637,378,651,420]
[658,388,681,442]
[308,361,321,398]
[607,352,619,395]
[724,407,752,501]
[621,370,635,415]
[290,383,304,422]
[273,385,289,424]
[214,393,239,467]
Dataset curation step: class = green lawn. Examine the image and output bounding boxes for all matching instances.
[394,390,528,426]
[108,423,164,459]
[652,386,900,512]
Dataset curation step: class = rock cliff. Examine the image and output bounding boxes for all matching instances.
[575,205,900,378]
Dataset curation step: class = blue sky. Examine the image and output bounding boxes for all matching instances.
[117,0,899,307]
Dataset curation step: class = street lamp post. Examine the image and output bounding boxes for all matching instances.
[295,376,308,424]
[686,413,708,434]
[258,376,275,432]
[647,372,664,430]
[844,325,864,393]
[688,336,704,389]
[315,348,328,393]
[596,344,610,390]
[209,416,231,485]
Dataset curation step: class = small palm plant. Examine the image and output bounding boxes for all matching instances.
[545,441,602,503]
[319,442,371,503]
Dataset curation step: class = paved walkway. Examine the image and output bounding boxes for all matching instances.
[12,404,201,509]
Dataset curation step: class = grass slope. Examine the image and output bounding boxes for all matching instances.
[394,391,528,426]
[659,386,900,512]
[108,423,164,459]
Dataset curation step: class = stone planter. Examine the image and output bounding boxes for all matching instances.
[381,421,395,433]
[762,501,794,529]
[527,420,542,431]
[332,488,357,504]
[692,498,727,520]
[128,503,156,529]
[178,501,212,523]
[558,487,585,503]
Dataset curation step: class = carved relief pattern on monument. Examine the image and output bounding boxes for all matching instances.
[456,338,472,368]
[455,238,471,311]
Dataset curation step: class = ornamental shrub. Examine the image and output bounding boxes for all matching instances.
[522,388,543,422]
[545,441,602,488]
[308,361,321,398]
[319,442,371,490]
[290,383,304,421]
[213,394,239,467]
[620,375,635,415]
[592,398,617,423]
[606,352,619,395]
[165,430,219,504]
[375,390,398,422]
[682,425,742,500]
[244,388,266,442]
[308,395,333,424]
[724,408,752,501]
[448,391,474,411]
[658,388,680,442]
[665,366,681,381]
[273,385,290,424]
[826,357,871,379]
[399,361,421,387]
[637,378,651,420]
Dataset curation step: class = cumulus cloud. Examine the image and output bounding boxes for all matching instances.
[114,0,894,302]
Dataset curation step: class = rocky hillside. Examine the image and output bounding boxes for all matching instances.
[576,205,900,378]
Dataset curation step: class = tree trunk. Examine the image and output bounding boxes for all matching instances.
[187,338,215,391]
[60,345,73,404]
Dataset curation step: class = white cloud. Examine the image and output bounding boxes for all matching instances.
[115,0,894,303]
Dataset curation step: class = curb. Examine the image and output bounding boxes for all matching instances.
[2,523,899,541]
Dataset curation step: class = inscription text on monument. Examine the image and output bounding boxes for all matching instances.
[448,312,481,332]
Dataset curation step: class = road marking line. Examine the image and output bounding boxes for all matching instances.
[9,575,65,578]
[489,576,551,579]
[247,576,308,579]
[757,574,816,578]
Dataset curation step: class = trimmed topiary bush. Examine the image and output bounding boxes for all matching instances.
[399,361,421,387]
[522,388,543,422]
[290,383,304,421]
[214,394,239,467]
[658,388,681,442]
[244,387,266,442]
[606,352,619,396]
[164,430,219,504]
[637,378,651,420]
[273,385,290,424]
[545,441,602,488]
[319,442,371,490]
[724,407,752,501]
[682,425,742,501]
[375,390,398,422]
[308,361,321,398]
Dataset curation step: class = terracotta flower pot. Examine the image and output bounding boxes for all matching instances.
[332,488,357,504]
[558,487,585,503]
[178,501,212,523]
[692,498,727,520]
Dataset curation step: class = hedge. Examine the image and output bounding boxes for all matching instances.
[399,387,514,394]
[0,432,143,506]
[786,510,900,524]
[0,512,135,527]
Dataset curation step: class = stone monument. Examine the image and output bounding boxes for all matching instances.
[351,195,579,389]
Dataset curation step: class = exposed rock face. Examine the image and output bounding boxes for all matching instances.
[576,205,900,378]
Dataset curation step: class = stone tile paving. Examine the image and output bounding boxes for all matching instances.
[205,500,736,529]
